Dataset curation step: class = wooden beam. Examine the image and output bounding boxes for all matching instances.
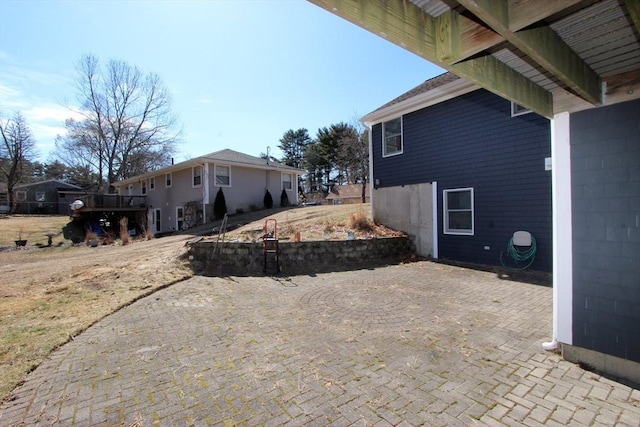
[509,0,583,32]
[623,0,640,36]
[436,10,504,64]
[308,0,438,58]
[458,0,602,105]
[452,55,553,117]
[307,0,553,117]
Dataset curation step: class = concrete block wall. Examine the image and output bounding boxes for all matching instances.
[187,237,416,276]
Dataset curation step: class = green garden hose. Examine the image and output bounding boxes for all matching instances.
[500,234,537,270]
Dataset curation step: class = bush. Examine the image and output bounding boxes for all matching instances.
[214,188,227,220]
[263,189,273,209]
[280,189,290,207]
[348,211,374,232]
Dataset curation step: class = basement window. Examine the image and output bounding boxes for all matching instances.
[382,117,403,157]
[443,188,474,235]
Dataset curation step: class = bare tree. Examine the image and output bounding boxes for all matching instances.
[57,54,180,192]
[0,111,38,211]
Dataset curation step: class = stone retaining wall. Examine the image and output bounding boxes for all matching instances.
[187,237,416,276]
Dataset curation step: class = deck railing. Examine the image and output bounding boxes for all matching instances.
[77,194,147,209]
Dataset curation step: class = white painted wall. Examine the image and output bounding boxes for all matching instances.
[371,183,434,257]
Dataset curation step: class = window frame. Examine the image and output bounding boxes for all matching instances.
[35,192,46,202]
[443,187,474,236]
[176,206,184,231]
[149,176,155,191]
[192,165,203,188]
[214,164,231,187]
[15,190,27,201]
[511,102,532,117]
[165,172,172,188]
[382,116,403,157]
[141,180,147,195]
[282,172,293,191]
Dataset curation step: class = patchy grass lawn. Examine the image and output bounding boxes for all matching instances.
[0,215,70,247]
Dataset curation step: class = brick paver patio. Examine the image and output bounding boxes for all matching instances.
[1,261,639,426]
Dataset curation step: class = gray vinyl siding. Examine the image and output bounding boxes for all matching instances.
[372,89,552,271]
[209,165,268,214]
[570,98,640,363]
[143,167,205,232]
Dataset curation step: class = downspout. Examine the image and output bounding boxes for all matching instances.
[543,111,573,352]
[203,163,210,223]
[367,124,374,219]
[432,181,438,259]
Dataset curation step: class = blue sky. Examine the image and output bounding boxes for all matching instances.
[0,0,443,163]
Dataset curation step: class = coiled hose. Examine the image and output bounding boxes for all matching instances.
[500,234,537,270]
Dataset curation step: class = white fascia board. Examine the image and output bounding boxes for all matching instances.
[362,79,479,126]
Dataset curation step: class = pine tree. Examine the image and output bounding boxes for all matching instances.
[263,189,273,209]
[280,189,290,207]
[214,187,227,220]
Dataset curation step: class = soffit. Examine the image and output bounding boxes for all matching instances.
[308,0,640,117]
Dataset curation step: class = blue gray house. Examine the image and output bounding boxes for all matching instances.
[363,73,552,272]
[314,0,640,385]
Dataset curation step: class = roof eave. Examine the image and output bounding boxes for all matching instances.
[362,77,479,126]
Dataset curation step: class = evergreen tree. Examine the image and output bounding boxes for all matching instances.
[278,128,311,169]
[213,187,227,220]
[280,189,290,207]
[263,189,273,209]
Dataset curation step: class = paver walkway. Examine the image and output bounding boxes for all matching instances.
[1,261,639,426]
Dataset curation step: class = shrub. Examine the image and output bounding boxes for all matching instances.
[214,188,227,220]
[348,211,374,232]
[280,189,290,207]
[263,189,273,209]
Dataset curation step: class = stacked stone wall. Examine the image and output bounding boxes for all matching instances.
[188,237,416,275]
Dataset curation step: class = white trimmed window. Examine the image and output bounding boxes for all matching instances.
[149,177,155,191]
[192,166,203,187]
[141,180,147,195]
[165,173,172,188]
[15,191,26,201]
[383,117,403,157]
[282,172,292,191]
[127,184,133,196]
[176,206,184,231]
[36,192,45,202]
[511,102,532,117]
[215,165,230,187]
[443,188,474,235]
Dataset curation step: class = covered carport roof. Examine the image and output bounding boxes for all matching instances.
[308,0,640,118]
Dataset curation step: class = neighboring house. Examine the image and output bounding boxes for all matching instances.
[0,182,8,213]
[113,149,303,234]
[363,73,552,272]
[13,179,82,215]
[326,184,370,205]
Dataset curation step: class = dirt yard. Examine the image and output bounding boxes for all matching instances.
[0,204,400,399]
